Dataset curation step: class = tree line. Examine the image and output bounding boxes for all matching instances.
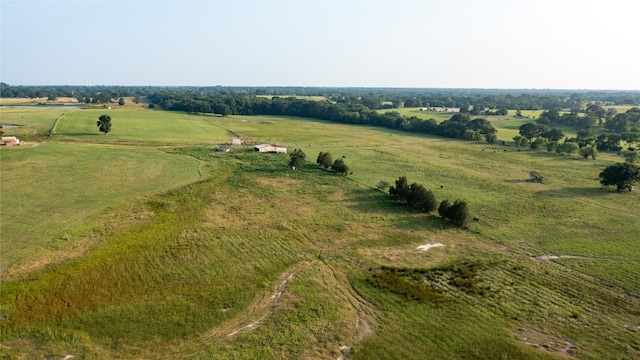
[3,83,638,110]
[147,92,499,143]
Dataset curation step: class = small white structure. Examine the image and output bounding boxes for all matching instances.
[254,144,287,154]
[421,107,460,113]
[231,137,243,145]
[417,243,445,252]
[1,136,20,147]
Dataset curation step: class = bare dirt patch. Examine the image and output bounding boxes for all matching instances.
[534,254,590,261]
[515,327,575,356]
[417,243,445,252]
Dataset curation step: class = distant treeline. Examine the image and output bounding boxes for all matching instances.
[148,92,500,143]
[2,83,639,109]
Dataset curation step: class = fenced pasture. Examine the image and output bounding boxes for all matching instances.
[1,108,638,359]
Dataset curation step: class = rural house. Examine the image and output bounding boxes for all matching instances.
[1,136,21,146]
[254,144,287,154]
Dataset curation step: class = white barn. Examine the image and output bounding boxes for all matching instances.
[254,144,287,154]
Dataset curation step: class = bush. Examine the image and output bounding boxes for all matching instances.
[529,171,545,183]
[438,199,471,227]
[376,180,390,192]
[390,176,437,212]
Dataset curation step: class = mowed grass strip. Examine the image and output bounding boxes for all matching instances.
[0,141,202,269]
[54,108,232,144]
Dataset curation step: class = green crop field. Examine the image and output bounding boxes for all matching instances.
[1,107,639,359]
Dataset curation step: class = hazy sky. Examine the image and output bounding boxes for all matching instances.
[1,0,639,90]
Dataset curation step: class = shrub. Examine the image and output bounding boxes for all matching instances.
[376,180,390,192]
[439,199,471,227]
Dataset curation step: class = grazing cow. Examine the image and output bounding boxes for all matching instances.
[473,217,480,222]
[440,185,444,189]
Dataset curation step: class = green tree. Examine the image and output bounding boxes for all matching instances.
[438,200,451,218]
[390,176,410,202]
[438,200,471,227]
[579,145,597,160]
[530,137,549,151]
[447,200,471,227]
[586,104,606,125]
[407,183,437,212]
[316,151,333,169]
[288,149,306,169]
[331,158,349,175]
[623,150,639,165]
[513,135,528,149]
[556,142,579,155]
[118,97,125,106]
[519,123,548,141]
[599,163,640,191]
[542,128,565,142]
[96,114,112,135]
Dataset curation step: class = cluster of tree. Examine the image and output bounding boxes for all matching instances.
[314,151,349,175]
[536,107,640,133]
[434,114,498,143]
[388,176,438,212]
[385,176,472,228]
[288,149,350,175]
[518,114,640,158]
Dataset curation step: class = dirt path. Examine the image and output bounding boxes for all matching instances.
[316,260,375,359]
[203,261,310,340]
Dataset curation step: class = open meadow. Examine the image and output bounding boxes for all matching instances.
[1,106,639,359]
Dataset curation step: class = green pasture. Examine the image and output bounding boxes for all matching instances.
[376,107,451,122]
[1,108,639,359]
[0,141,201,270]
[0,108,63,141]
[54,108,233,145]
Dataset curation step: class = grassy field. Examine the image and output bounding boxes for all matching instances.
[1,107,639,359]
[53,108,233,145]
[0,108,64,141]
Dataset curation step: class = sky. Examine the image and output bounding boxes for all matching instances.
[1,0,639,90]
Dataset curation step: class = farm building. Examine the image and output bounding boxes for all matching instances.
[231,137,243,145]
[1,136,21,147]
[420,107,461,113]
[254,144,287,154]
